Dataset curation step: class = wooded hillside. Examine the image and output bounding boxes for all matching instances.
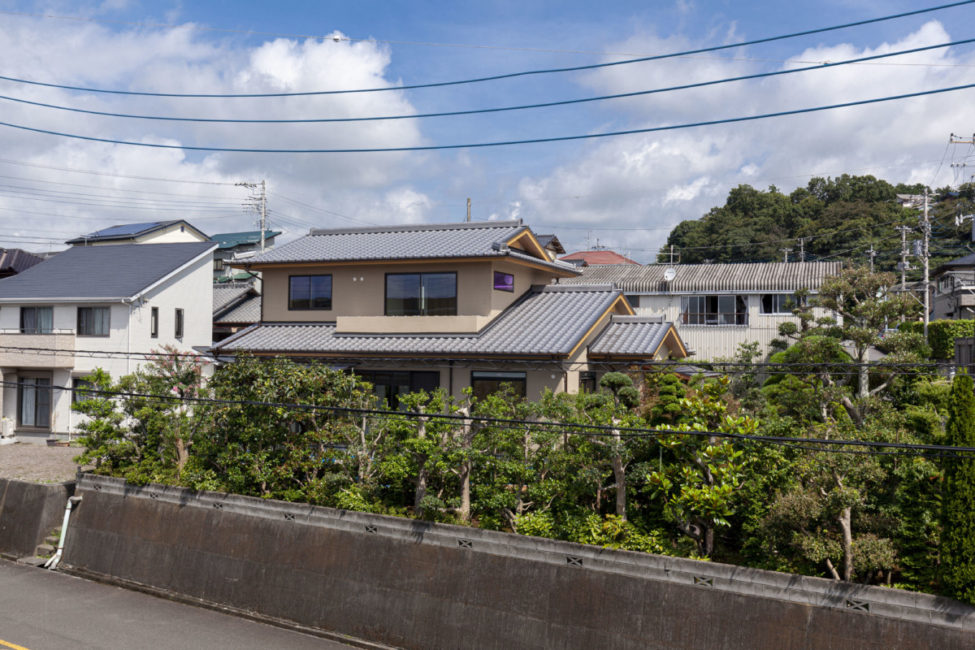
[661,175,975,271]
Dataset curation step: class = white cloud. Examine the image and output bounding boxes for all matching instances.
[0,16,431,248]
[515,20,975,261]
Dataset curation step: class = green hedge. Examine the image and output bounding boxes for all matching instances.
[899,320,975,360]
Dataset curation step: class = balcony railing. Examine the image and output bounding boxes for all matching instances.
[681,312,749,326]
[0,330,76,368]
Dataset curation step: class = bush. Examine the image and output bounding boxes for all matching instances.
[900,320,975,360]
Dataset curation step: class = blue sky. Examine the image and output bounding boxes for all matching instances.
[0,0,972,260]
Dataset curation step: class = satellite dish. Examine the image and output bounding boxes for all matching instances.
[663,267,677,282]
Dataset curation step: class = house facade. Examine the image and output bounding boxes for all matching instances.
[0,243,216,440]
[559,262,841,359]
[215,220,686,404]
[211,229,281,281]
[930,253,975,321]
[65,220,209,246]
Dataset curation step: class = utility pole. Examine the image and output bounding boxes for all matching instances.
[797,238,806,262]
[780,248,792,263]
[466,198,471,223]
[867,245,877,273]
[895,225,912,292]
[669,245,676,264]
[237,179,268,252]
[923,188,931,341]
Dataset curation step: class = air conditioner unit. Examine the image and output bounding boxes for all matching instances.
[1,417,13,439]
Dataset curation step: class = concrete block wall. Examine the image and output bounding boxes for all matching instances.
[0,478,74,558]
[61,474,975,649]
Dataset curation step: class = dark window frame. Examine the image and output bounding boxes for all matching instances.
[20,306,53,334]
[77,306,110,337]
[355,370,440,409]
[471,371,527,401]
[384,272,457,316]
[150,307,159,339]
[760,293,800,315]
[680,295,748,326]
[72,377,94,404]
[18,376,51,429]
[288,274,333,311]
[175,308,184,339]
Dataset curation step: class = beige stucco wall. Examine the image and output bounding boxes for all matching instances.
[262,259,562,333]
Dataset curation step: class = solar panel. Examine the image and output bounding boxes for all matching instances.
[89,221,163,238]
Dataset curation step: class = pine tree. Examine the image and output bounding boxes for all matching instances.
[941,373,975,604]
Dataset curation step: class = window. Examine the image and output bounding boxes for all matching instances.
[761,294,799,314]
[471,371,527,401]
[580,371,598,393]
[77,306,110,336]
[72,377,93,404]
[175,308,184,339]
[18,377,51,428]
[624,294,640,308]
[493,271,514,292]
[681,295,748,325]
[214,258,225,271]
[386,272,457,316]
[150,307,158,338]
[20,306,53,334]
[356,370,440,409]
[289,274,332,310]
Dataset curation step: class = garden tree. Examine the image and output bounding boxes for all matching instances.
[758,408,909,584]
[761,335,853,424]
[940,373,975,604]
[645,376,754,556]
[72,349,209,484]
[72,368,133,474]
[470,386,566,533]
[815,266,924,410]
[644,372,688,426]
[190,355,372,502]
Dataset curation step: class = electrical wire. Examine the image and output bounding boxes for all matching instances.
[0,156,240,186]
[5,38,970,124]
[4,82,975,154]
[0,2,968,98]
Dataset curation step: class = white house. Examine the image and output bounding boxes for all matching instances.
[0,242,216,440]
[65,220,210,246]
[559,262,841,359]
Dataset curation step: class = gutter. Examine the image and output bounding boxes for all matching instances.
[44,495,83,570]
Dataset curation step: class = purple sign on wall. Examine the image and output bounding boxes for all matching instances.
[494,271,514,292]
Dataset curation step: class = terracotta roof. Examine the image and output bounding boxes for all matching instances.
[560,250,640,265]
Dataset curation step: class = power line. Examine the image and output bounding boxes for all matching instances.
[5,38,969,124]
[25,379,975,458]
[0,156,239,186]
[4,82,975,153]
[0,2,968,98]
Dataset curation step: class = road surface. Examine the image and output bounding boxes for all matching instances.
[0,560,361,649]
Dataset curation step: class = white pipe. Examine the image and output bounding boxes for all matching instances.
[44,496,82,570]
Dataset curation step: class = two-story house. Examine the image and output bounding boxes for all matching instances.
[0,242,216,440]
[214,220,686,404]
[930,253,975,320]
[65,220,210,246]
[560,262,841,359]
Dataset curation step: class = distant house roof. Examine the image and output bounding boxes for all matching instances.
[589,316,687,358]
[66,220,209,244]
[560,261,842,293]
[211,230,282,250]
[560,250,640,265]
[535,234,566,255]
[0,242,216,302]
[213,282,261,325]
[215,284,681,360]
[934,253,975,276]
[239,220,579,275]
[0,248,44,277]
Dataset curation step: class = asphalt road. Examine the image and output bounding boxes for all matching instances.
[0,560,359,649]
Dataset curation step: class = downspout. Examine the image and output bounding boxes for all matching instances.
[44,495,83,570]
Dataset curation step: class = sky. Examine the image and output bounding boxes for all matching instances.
[0,0,973,261]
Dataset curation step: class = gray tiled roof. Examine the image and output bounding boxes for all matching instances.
[216,284,641,358]
[213,284,253,313]
[589,316,678,356]
[241,220,579,274]
[0,243,216,301]
[561,262,841,293]
[215,293,261,324]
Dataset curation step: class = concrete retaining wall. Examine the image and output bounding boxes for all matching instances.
[0,478,74,558]
[62,474,975,649]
